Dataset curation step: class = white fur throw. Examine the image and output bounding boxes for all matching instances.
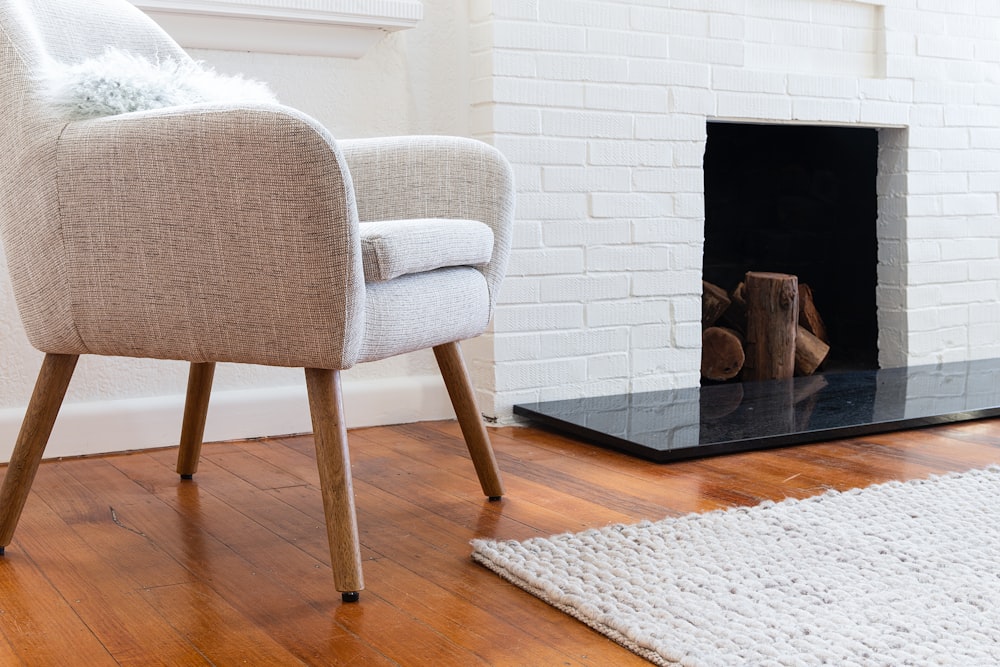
[39,48,278,118]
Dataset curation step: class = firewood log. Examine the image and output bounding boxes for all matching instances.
[794,325,830,376]
[701,326,745,381]
[798,284,829,343]
[721,281,747,333]
[743,271,798,381]
[702,281,731,328]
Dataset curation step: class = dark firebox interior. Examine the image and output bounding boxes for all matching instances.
[702,121,880,373]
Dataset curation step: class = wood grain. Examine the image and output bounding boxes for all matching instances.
[175,362,215,478]
[0,417,998,664]
[0,354,78,547]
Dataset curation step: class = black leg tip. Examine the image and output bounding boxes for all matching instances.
[341,591,360,603]
[0,546,5,556]
[180,474,193,480]
[488,496,502,502]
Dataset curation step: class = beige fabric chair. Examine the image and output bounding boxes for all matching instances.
[0,0,514,602]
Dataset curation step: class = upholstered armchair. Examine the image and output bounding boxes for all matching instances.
[0,0,513,602]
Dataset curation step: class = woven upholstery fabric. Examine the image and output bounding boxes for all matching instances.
[0,0,515,371]
[359,267,490,363]
[56,107,364,368]
[340,136,514,321]
[0,0,187,354]
[12,0,187,63]
[360,219,494,282]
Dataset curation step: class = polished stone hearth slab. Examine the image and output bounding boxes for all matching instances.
[513,359,1000,462]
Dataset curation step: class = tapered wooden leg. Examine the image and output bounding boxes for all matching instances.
[176,362,216,479]
[0,353,79,552]
[304,368,364,601]
[433,342,505,500]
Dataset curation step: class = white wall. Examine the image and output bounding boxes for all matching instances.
[7,0,1000,459]
[471,0,1000,420]
[0,0,478,461]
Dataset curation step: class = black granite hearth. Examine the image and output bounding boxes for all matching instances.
[513,358,1000,463]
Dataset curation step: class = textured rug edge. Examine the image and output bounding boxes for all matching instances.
[470,465,1000,666]
[470,550,672,666]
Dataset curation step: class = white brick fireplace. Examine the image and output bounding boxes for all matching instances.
[467,0,1000,421]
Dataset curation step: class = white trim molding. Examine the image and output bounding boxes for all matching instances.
[131,0,424,58]
[0,374,453,463]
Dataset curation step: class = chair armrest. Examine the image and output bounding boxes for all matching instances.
[53,104,365,369]
[337,136,515,315]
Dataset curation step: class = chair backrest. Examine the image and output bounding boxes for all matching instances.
[0,0,188,351]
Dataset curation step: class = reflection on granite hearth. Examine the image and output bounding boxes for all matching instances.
[513,359,1000,462]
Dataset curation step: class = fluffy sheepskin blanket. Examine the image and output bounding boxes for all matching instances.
[38,47,278,118]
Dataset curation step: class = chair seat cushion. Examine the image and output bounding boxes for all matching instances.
[359,218,494,282]
[358,267,491,363]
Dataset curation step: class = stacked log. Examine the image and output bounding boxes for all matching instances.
[702,281,731,328]
[743,272,798,381]
[798,284,828,343]
[701,273,830,382]
[701,327,744,381]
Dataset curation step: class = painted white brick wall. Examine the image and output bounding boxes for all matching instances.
[471,0,1000,421]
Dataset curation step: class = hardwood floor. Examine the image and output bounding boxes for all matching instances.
[1,417,999,665]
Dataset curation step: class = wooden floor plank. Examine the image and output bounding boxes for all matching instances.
[104,452,400,666]
[0,497,117,667]
[139,581,311,666]
[0,556,115,667]
[0,417,998,664]
[119,448,517,666]
[184,434,650,664]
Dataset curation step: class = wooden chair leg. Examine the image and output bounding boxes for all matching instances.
[0,353,79,552]
[304,368,364,602]
[176,362,216,479]
[433,341,505,500]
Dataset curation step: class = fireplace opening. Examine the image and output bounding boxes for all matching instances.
[702,121,880,378]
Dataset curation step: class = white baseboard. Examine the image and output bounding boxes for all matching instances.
[0,375,454,463]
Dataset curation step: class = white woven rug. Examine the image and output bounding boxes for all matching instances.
[471,466,1000,666]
